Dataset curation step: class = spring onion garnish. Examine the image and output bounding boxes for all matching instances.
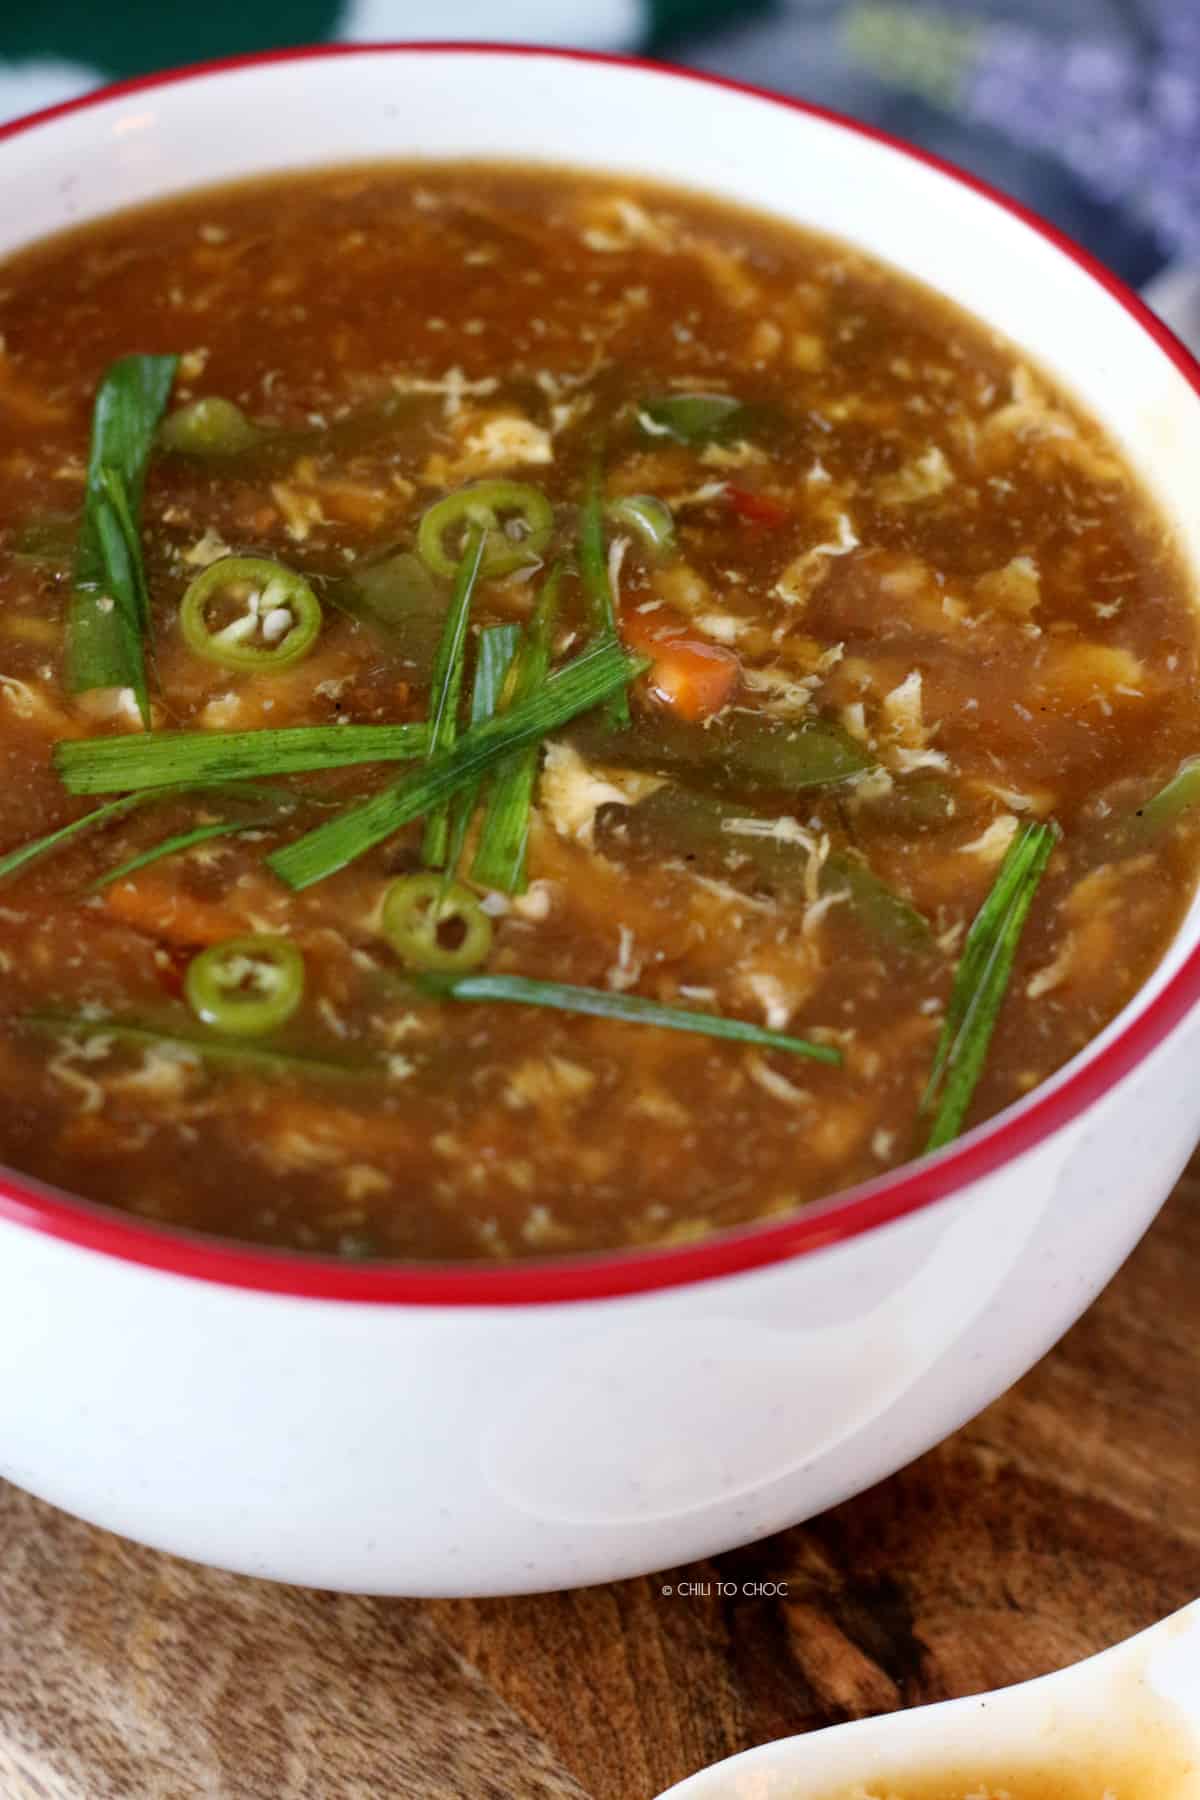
[185,935,306,1037]
[637,392,745,444]
[25,1012,372,1079]
[606,493,675,557]
[579,459,629,728]
[422,523,486,868]
[55,722,429,794]
[416,972,842,1062]
[922,819,1059,1152]
[417,479,553,580]
[68,353,178,726]
[382,874,493,973]
[268,636,646,891]
[442,621,522,882]
[472,564,562,892]
[1128,754,1200,841]
[179,556,323,671]
[159,395,262,457]
[88,816,273,893]
[0,780,288,884]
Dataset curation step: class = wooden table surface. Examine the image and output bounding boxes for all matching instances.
[2,1167,1198,1800]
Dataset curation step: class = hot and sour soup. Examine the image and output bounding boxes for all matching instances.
[0,163,1196,1260]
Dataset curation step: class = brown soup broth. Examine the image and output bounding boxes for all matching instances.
[0,163,1196,1260]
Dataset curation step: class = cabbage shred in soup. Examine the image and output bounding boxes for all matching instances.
[0,164,1196,1260]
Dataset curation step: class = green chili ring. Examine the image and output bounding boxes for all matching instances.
[159,396,262,457]
[185,934,306,1036]
[417,480,554,580]
[381,873,493,973]
[180,556,323,671]
[606,493,676,557]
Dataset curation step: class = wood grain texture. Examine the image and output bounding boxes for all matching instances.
[1,1171,1196,1800]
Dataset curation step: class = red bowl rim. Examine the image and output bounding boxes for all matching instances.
[1,39,1199,1307]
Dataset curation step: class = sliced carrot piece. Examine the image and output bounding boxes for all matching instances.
[104,878,251,948]
[620,607,740,723]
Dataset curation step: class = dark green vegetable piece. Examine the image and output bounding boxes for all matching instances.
[825,852,931,950]
[422,523,486,867]
[416,971,841,1062]
[1127,755,1200,841]
[855,775,957,833]
[159,395,261,456]
[595,785,929,949]
[267,637,647,891]
[55,723,429,793]
[922,819,1059,1152]
[638,392,746,444]
[568,709,873,794]
[68,353,179,725]
[472,564,562,891]
[328,552,447,670]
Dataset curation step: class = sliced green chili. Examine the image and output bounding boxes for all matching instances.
[179,556,322,671]
[637,392,746,444]
[382,873,493,973]
[185,934,306,1037]
[159,395,262,457]
[606,493,676,556]
[417,479,553,580]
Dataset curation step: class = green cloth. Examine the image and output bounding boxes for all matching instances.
[2,0,340,81]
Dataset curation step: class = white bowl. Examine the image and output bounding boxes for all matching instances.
[1,45,1199,1598]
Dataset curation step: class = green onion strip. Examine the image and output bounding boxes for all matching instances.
[422,522,486,868]
[922,820,1059,1151]
[417,971,842,1062]
[267,636,645,891]
[472,563,562,892]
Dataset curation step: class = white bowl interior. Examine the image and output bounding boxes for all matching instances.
[5,45,1200,1083]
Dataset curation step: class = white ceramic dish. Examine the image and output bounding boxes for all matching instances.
[657,1599,1200,1798]
[1,44,1199,1598]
